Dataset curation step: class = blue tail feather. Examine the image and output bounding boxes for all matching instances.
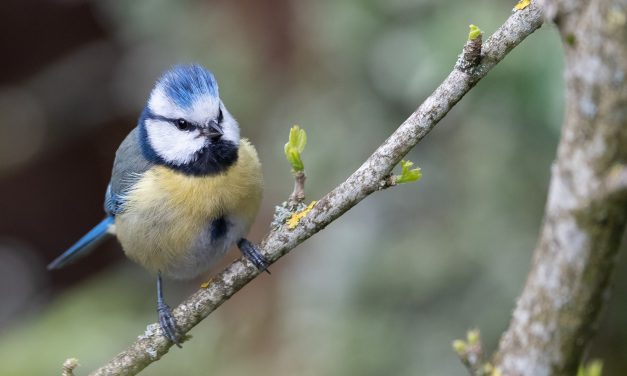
[47,216,115,270]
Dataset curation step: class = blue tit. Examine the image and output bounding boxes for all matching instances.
[47,64,268,346]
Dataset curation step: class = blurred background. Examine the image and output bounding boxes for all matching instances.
[0,0,625,375]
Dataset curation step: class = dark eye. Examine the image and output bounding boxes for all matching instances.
[176,119,191,131]
[217,108,223,123]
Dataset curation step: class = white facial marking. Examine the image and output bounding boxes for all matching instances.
[219,104,240,144]
[146,84,241,165]
[145,119,206,165]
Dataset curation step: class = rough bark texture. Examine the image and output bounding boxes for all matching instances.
[88,4,545,375]
[493,0,627,375]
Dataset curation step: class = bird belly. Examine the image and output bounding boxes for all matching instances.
[114,139,263,279]
[178,214,252,279]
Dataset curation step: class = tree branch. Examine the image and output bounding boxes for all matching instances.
[89,4,544,375]
[493,0,627,374]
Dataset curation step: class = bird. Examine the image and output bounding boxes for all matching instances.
[47,64,268,346]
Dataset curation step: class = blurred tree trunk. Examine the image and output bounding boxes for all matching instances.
[494,0,627,375]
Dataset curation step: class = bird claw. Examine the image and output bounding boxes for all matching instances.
[157,302,182,348]
[238,239,271,274]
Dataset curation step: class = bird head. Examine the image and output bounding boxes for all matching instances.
[139,64,240,175]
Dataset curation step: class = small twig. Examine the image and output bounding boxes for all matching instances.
[454,329,484,373]
[289,170,306,204]
[453,329,501,376]
[285,125,307,206]
[62,358,79,376]
[378,174,397,190]
[379,160,422,189]
[456,25,484,72]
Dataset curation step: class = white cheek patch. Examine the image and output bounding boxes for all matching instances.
[219,106,240,145]
[145,119,207,165]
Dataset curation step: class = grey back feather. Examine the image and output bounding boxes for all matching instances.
[104,127,153,215]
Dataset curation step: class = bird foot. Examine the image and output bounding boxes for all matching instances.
[157,302,182,348]
[238,239,271,274]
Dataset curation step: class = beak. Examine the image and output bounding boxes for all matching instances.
[203,120,223,140]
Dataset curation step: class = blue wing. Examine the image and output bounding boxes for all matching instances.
[47,216,115,270]
[48,127,151,270]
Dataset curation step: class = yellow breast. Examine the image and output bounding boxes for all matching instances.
[115,139,263,274]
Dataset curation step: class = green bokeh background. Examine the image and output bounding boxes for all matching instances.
[0,1,625,375]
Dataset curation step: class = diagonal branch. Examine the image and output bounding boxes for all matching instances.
[89,4,544,375]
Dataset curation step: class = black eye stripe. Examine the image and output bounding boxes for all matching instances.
[147,114,206,131]
[217,108,223,123]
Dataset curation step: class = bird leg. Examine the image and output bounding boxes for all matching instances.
[156,271,182,347]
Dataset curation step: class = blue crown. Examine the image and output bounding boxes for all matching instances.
[157,64,219,108]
